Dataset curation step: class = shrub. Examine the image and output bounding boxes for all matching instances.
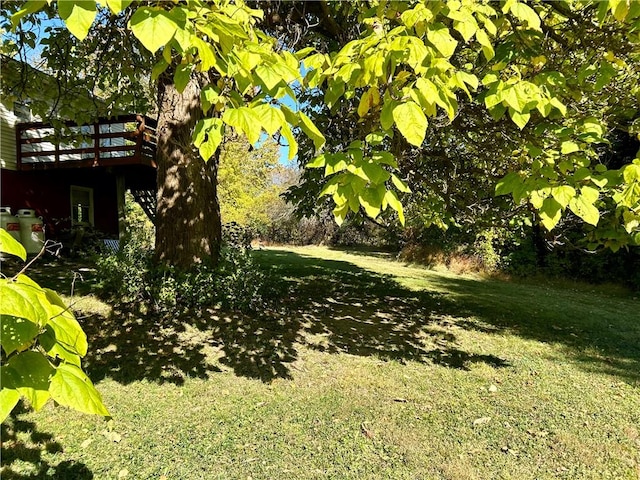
[96,224,279,313]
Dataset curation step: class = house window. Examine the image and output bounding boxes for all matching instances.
[70,186,94,226]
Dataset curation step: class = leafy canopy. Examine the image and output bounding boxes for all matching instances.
[4,0,640,249]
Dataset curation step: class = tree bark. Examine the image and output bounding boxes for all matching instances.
[154,72,222,268]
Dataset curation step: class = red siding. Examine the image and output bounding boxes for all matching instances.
[1,168,119,236]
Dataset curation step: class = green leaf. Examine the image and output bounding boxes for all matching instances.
[380,100,399,131]
[561,141,580,154]
[385,190,406,225]
[298,111,326,151]
[361,163,390,185]
[333,202,349,226]
[129,7,179,54]
[222,107,262,145]
[174,64,193,93]
[0,228,26,261]
[358,186,386,219]
[255,64,283,92]
[41,304,88,358]
[495,172,522,196]
[49,364,110,417]
[58,0,97,41]
[569,195,600,226]
[392,102,427,147]
[539,197,562,231]
[510,2,541,30]
[1,315,40,356]
[6,351,54,411]
[151,58,170,82]
[193,118,224,161]
[254,104,286,136]
[0,388,21,423]
[105,0,132,14]
[0,281,51,327]
[551,185,576,208]
[427,23,458,57]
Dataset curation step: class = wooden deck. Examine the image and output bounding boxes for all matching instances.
[16,114,157,171]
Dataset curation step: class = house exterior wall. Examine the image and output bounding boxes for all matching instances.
[1,100,18,171]
[1,168,119,237]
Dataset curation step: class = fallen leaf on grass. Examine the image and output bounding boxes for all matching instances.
[102,430,122,443]
[80,439,93,449]
[361,423,374,439]
[488,385,498,393]
[473,417,492,427]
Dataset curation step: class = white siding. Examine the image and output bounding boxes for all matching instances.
[0,101,18,171]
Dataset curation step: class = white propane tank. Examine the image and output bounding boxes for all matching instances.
[16,209,45,254]
[0,207,22,242]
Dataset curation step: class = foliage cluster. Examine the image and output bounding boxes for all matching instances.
[397,223,640,288]
[0,229,109,423]
[95,221,277,313]
[217,136,298,238]
[3,0,639,262]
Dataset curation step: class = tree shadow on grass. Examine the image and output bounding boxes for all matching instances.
[25,248,637,386]
[81,307,222,386]
[392,269,640,385]
[207,249,510,381]
[1,404,93,480]
[75,248,508,385]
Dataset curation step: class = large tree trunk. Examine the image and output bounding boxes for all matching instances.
[155,72,222,268]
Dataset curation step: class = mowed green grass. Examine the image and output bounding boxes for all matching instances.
[2,246,639,479]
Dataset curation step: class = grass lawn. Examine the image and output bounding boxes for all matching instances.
[2,246,639,479]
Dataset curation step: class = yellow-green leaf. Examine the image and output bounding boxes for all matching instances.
[49,363,110,417]
[551,185,576,208]
[129,7,179,54]
[254,104,286,136]
[385,190,406,225]
[58,0,97,41]
[561,141,580,154]
[0,228,26,261]
[539,197,562,230]
[5,351,54,411]
[298,111,326,151]
[280,123,298,160]
[392,101,427,147]
[105,0,132,14]
[222,107,262,145]
[1,315,40,356]
[427,23,458,58]
[510,2,541,30]
[0,388,21,423]
[569,195,600,226]
[509,108,530,130]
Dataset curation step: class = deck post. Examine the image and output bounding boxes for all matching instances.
[116,173,127,244]
[93,121,100,166]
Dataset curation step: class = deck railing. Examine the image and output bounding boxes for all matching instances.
[16,114,157,170]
